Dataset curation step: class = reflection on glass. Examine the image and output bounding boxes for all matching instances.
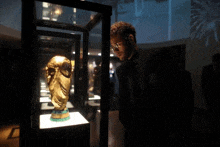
[41,3,63,21]
[36,1,98,26]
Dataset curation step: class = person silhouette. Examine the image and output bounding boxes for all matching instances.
[202,53,220,135]
[111,21,171,147]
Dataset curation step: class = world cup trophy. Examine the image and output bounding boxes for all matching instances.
[45,56,72,121]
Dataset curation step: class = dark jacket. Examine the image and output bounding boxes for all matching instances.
[116,49,194,132]
[116,49,162,129]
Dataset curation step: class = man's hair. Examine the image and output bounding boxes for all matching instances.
[212,53,220,62]
[110,21,136,43]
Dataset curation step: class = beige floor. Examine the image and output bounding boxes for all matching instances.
[0,124,19,147]
[90,110,125,147]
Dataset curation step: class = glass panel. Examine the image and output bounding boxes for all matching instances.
[38,33,80,129]
[36,1,98,26]
[87,22,102,108]
[86,20,121,111]
[32,2,111,137]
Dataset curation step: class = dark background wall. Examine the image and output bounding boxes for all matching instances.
[1,0,220,117]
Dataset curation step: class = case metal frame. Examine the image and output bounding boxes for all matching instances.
[20,0,112,146]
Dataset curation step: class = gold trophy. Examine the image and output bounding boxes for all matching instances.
[45,56,72,121]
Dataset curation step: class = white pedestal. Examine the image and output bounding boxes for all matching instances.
[39,112,89,129]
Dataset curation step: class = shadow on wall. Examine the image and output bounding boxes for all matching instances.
[189,0,220,108]
[190,67,205,109]
[186,38,220,109]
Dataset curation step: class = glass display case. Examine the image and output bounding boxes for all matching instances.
[20,0,112,147]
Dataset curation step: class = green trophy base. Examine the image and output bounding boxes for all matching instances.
[50,108,70,122]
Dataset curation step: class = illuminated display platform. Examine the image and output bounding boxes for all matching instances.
[39,112,89,129]
[40,90,50,97]
[41,101,74,110]
[40,97,51,103]
[40,90,49,93]
[88,101,100,107]
[88,95,101,100]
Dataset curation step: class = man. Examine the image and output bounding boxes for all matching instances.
[110,21,169,147]
[202,53,220,134]
[111,21,195,147]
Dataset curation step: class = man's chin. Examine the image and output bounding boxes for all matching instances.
[118,56,125,61]
[119,58,124,61]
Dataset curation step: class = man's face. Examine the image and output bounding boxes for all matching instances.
[110,36,132,61]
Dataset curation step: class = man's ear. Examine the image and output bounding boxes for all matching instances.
[127,34,136,47]
[128,34,134,42]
